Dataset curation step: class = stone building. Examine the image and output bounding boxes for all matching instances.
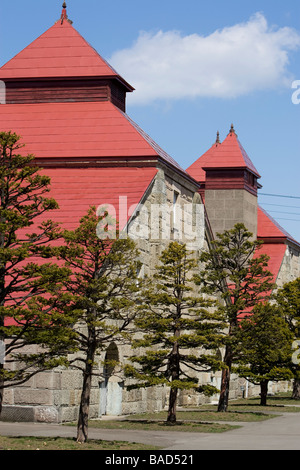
[0,4,299,422]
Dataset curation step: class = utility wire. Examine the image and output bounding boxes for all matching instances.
[260,203,300,209]
[275,218,300,222]
[259,192,300,200]
[267,210,300,216]
[258,195,300,222]
[259,193,300,222]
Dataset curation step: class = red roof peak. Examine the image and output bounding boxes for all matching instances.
[228,123,237,137]
[186,126,261,183]
[0,17,133,91]
[209,125,261,178]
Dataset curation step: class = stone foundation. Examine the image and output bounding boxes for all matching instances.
[1,363,292,423]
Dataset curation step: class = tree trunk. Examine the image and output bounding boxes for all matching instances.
[292,379,300,399]
[167,387,178,424]
[0,367,4,417]
[77,367,92,443]
[218,344,232,412]
[167,332,180,424]
[77,343,95,443]
[0,275,5,417]
[0,309,4,417]
[260,379,269,406]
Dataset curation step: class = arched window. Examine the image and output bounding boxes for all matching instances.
[103,342,119,380]
[100,343,123,416]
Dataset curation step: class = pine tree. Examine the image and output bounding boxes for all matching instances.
[0,131,75,415]
[235,303,293,405]
[196,223,275,411]
[54,207,142,443]
[125,241,225,424]
[275,278,300,399]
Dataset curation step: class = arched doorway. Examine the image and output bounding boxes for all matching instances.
[99,343,123,416]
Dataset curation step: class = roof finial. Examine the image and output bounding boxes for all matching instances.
[229,123,237,136]
[216,131,221,145]
[60,1,73,25]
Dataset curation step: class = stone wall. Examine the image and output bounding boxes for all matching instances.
[204,189,257,239]
[128,167,205,276]
[276,243,300,288]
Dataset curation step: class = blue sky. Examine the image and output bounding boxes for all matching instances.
[1,0,300,241]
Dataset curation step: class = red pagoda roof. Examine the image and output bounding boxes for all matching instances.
[0,101,186,173]
[187,126,260,182]
[0,3,192,178]
[0,13,133,91]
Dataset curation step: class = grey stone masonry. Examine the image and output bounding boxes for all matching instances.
[205,188,257,239]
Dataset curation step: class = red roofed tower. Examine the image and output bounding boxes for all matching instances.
[0,3,197,233]
[187,127,300,288]
[1,4,133,110]
[187,125,261,238]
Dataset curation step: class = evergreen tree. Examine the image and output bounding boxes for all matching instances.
[125,241,225,424]
[235,303,293,405]
[0,131,75,415]
[55,207,142,443]
[196,223,275,411]
[275,278,300,399]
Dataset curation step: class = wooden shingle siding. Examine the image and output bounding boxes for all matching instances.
[5,79,126,110]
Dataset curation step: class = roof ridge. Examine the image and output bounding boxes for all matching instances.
[117,107,193,177]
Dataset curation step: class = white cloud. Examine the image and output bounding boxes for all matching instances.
[109,13,300,105]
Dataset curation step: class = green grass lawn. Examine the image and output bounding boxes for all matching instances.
[126,409,277,422]
[0,435,159,451]
[89,417,239,433]
[220,393,300,413]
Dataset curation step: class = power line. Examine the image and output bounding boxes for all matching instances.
[259,192,300,200]
[258,193,300,223]
[260,202,300,209]
[275,217,300,222]
[267,210,300,216]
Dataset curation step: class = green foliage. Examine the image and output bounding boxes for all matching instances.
[0,132,75,389]
[275,278,300,382]
[276,278,300,337]
[54,207,142,366]
[52,206,142,442]
[126,242,225,421]
[196,223,276,411]
[197,223,275,324]
[234,303,294,385]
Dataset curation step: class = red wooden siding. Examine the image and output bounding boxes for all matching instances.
[5,79,126,111]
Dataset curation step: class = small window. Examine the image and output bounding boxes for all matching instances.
[173,191,179,224]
